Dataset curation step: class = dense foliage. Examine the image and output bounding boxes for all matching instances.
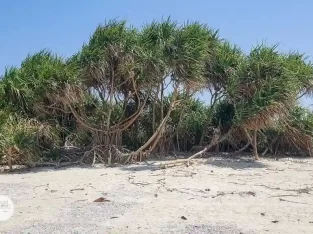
[1,19,313,168]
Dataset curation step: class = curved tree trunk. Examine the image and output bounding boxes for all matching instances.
[121,85,179,163]
[234,142,250,154]
[136,86,178,154]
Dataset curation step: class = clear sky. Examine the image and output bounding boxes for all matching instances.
[1,0,313,106]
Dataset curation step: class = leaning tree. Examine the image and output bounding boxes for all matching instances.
[161,44,313,167]
[208,45,313,160]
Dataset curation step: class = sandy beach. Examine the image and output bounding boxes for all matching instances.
[1,156,313,234]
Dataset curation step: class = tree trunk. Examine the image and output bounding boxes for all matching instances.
[106,70,115,131]
[8,147,12,171]
[252,129,260,160]
[160,82,164,120]
[234,142,250,154]
[199,91,221,146]
[199,131,205,146]
[173,87,190,151]
[215,143,219,152]
[262,136,279,156]
[152,87,160,133]
[176,132,180,152]
[122,85,179,162]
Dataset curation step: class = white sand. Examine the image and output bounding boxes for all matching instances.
[1,156,313,233]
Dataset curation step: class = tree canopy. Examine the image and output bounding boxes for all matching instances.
[1,18,313,169]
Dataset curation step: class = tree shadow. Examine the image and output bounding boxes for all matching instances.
[205,156,267,170]
[119,162,161,172]
[2,152,310,175]
[0,164,108,175]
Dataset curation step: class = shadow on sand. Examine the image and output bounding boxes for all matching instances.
[120,153,268,172]
[0,164,108,175]
[205,157,267,170]
[2,152,310,174]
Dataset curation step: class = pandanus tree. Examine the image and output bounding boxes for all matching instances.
[63,20,171,162]
[2,18,313,169]
[0,111,60,169]
[0,50,78,121]
[167,22,219,149]
[63,19,221,163]
[260,106,313,156]
[172,44,313,165]
[259,54,313,157]
[224,45,313,160]
[142,20,219,155]
[132,20,219,159]
[0,51,76,168]
[198,41,244,146]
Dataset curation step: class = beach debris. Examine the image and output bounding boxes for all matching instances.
[93,197,110,202]
[70,188,85,193]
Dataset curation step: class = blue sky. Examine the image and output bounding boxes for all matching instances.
[1,0,313,106]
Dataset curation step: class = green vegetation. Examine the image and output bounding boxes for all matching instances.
[1,19,313,169]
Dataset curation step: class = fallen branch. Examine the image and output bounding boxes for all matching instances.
[33,184,49,190]
[279,198,310,205]
[128,176,152,186]
[159,129,231,168]
[251,184,281,190]
[270,194,300,198]
[212,191,256,198]
[229,182,313,194]
[166,187,211,198]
